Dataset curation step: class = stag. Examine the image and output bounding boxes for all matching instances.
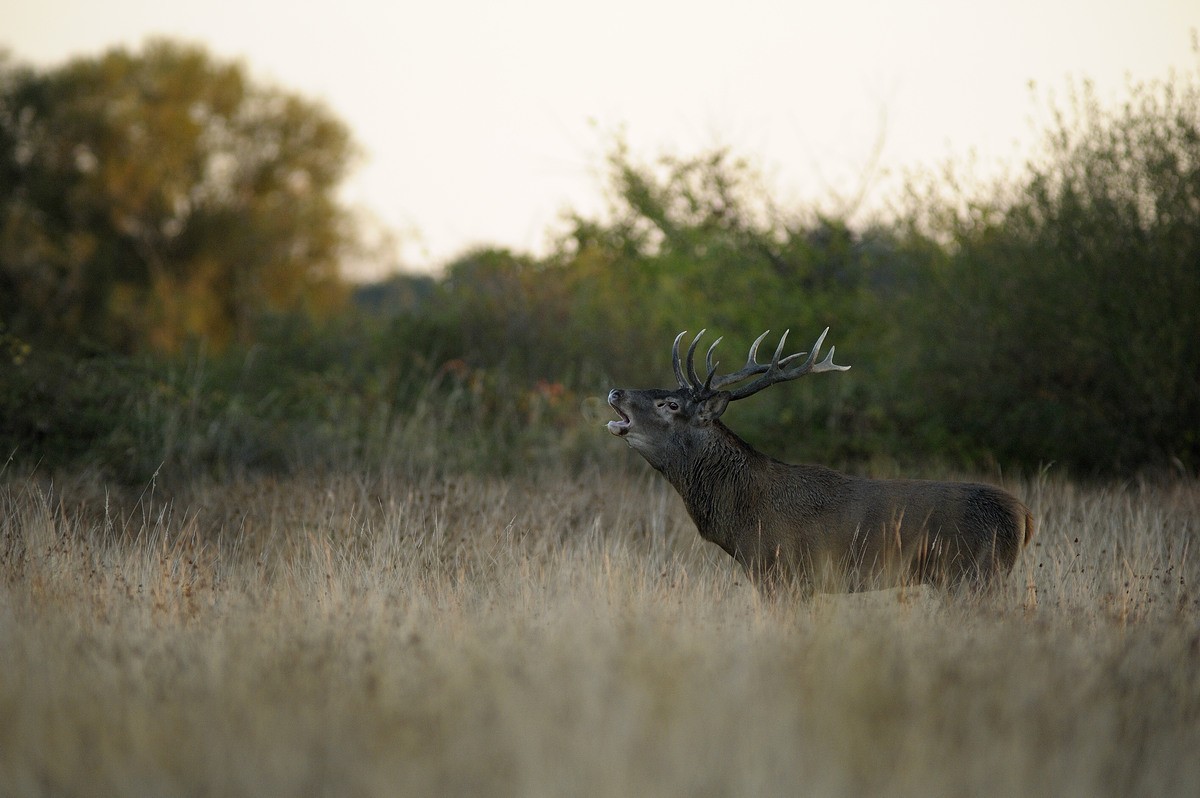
[606,328,1034,592]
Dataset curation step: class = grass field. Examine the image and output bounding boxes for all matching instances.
[2,464,1198,797]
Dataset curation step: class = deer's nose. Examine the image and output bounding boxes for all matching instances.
[608,389,623,404]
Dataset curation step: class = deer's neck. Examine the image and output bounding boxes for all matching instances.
[663,422,764,548]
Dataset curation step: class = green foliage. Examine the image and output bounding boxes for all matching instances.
[900,74,1200,472]
[0,40,355,354]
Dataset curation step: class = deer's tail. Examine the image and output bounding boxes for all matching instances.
[1021,507,1036,548]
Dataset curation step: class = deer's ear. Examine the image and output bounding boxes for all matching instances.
[696,391,730,423]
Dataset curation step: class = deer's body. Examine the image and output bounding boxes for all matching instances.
[607,329,1033,591]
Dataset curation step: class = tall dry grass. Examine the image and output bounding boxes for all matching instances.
[1,466,1198,797]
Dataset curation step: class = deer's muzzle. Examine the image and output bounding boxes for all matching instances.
[606,390,631,436]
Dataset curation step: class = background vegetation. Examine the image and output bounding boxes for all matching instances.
[2,40,1198,482]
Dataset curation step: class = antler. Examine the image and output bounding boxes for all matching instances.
[672,328,850,400]
[672,329,724,391]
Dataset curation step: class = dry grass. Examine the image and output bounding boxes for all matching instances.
[2,465,1198,797]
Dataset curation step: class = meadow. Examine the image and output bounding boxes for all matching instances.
[2,462,1198,797]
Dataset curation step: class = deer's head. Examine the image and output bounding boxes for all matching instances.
[607,328,850,470]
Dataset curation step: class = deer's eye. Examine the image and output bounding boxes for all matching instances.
[667,401,679,411]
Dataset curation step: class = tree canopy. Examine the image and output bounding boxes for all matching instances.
[0,40,356,352]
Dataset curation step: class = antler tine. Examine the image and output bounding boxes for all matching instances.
[703,337,723,389]
[770,329,790,366]
[802,327,850,375]
[746,329,770,361]
[812,343,851,374]
[671,331,689,389]
[685,329,707,388]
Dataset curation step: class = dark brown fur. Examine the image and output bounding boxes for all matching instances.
[607,385,1034,592]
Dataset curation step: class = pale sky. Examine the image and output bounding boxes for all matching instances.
[5,0,1199,275]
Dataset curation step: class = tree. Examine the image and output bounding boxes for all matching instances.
[0,40,356,352]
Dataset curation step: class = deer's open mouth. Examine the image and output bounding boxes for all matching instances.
[607,402,631,436]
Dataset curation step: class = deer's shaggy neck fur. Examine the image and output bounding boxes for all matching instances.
[662,421,756,551]
[661,421,852,576]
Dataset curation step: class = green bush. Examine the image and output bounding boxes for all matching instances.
[896,75,1200,472]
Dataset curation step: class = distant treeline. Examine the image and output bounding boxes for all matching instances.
[2,41,1198,480]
